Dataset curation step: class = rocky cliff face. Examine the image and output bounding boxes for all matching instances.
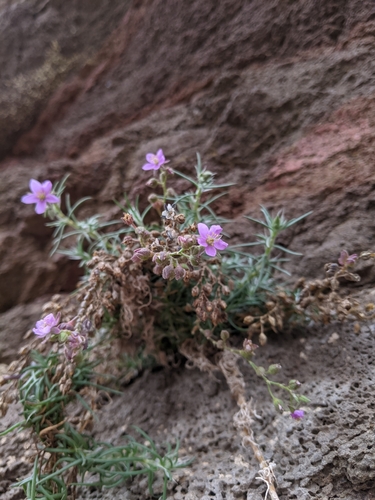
[2,0,375,317]
[2,2,375,498]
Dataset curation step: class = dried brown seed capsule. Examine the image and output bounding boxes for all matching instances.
[122,213,135,226]
[259,332,267,346]
[243,315,254,325]
[176,214,186,224]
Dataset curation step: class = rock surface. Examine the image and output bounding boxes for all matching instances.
[1,0,375,498]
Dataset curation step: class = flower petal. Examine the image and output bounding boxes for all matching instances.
[44,313,57,326]
[205,245,217,257]
[347,254,358,264]
[21,193,38,204]
[142,163,159,170]
[338,250,348,266]
[33,328,48,337]
[30,179,42,194]
[146,153,156,163]
[45,194,60,204]
[210,224,223,235]
[214,239,228,251]
[197,236,208,247]
[197,223,209,238]
[156,149,165,162]
[41,180,52,193]
[35,200,47,214]
[290,409,304,420]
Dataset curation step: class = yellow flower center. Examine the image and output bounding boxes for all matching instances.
[206,236,215,245]
[37,193,46,201]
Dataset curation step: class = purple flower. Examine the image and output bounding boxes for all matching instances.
[21,179,60,214]
[33,313,61,337]
[131,248,153,263]
[64,331,88,361]
[338,250,358,267]
[197,223,228,257]
[290,409,304,420]
[142,149,169,171]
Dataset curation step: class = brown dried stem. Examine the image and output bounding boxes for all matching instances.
[218,351,280,500]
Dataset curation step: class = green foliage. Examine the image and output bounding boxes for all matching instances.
[10,350,190,500]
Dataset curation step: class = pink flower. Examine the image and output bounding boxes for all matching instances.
[142,149,168,171]
[338,250,358,267]
[131,248,153,262]
[21,179,60,214]
[33,313,61,337]
[64,331,88,361]
[290,409,304,420]
[197,223,228,257]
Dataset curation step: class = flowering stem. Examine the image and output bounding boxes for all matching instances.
[49,204,76,228]
[49,204,102,243]
[160,171,168,203]
[192,185,202,222]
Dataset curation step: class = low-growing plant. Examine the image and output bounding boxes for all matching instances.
[3,150,372,499]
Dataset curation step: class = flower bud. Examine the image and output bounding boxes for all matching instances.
[59,329,71,342]
[267,364,282,375]
[174,265,185,280]
[254,365,266,376]
[190,257,200,267]
[220,330,230,341]
[273,399,284,413]
[290,409,304,420]
[199,170,214,182]
[325,263,340,276]
[288,379,301,390]
[135,226,151,238]
[153,264,163,275]
[191,286,199,297]
[146,178,160,189]
[122,213,135,226]
[153,251,168,263]
[243,338,258,353]
[131,248,153,263]
[259,332,267,346]
[243,315,254,325]
[162,264,175,280]
[148,193,159,203]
